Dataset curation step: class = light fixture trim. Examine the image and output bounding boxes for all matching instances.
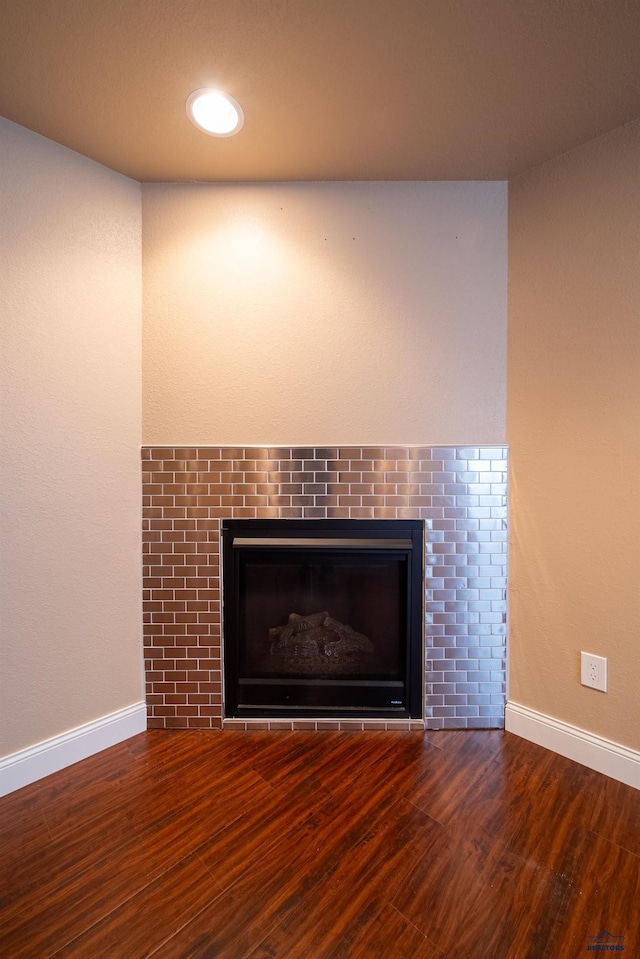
[186,88,244,137]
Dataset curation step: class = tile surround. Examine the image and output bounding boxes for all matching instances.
[142,446,507,730]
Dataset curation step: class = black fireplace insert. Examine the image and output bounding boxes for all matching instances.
[222,519,424,719]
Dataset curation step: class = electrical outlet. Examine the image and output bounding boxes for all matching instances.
[580,652,607,692]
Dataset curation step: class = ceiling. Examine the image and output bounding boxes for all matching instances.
[1,0,639,183]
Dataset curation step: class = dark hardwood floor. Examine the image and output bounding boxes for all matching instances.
[1,729,639,958]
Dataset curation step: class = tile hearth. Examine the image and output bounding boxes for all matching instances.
[142,446,507,731]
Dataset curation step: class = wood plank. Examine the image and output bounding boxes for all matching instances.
[148,811,340,959]
[588,773,640,859]
[544,828,640,958]
[252,797,444,959]
[389,825,569,959]
[400,729,508,827]
[0,728,638,959]
[0,745,272,920]
[347,904,443,959]
[41,730,259,838]
[149,757,439,958]
[297,731,424,794]
[195,775,333,891]
[451,744,599,868]
[0,780,264,950]
[242,729,344,786]
[51,853,221,959]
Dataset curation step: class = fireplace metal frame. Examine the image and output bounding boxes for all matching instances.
[221,519,424,720]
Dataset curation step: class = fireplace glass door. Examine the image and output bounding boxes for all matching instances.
[222,520,423,719]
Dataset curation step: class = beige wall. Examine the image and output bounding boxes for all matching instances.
[508,119,640,750]
[142,182,507,446]
[0,119,144,757]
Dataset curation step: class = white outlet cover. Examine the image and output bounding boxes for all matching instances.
[580,651,607,692]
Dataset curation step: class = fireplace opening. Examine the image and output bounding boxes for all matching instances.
[222,519,424,719]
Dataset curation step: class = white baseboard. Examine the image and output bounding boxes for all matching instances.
[0,702,147,797]
[505,701,640,791]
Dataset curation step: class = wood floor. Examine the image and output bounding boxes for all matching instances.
[1,729,639,959]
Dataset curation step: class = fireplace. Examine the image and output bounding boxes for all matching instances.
[143,445,508,731]
[222,519,424,719]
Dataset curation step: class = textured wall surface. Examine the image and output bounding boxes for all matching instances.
[142,445,507,730]
[508,118,640,750]
[142,182,507,446]
[0,119,144,757]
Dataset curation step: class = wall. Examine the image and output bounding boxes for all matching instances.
[142,182,507,446]
[0,118,144,758]
[508,119,640,751]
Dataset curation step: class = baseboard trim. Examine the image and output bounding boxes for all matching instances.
[505,701,640,791]
[0,702,147,797]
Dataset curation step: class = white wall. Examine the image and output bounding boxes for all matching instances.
[143,182,507,445]
[508,118,640,751]
[0,118,144,758]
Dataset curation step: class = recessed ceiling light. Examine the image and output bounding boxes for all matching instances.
[186,88,244,137]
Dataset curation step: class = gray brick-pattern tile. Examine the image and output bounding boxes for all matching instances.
[142,445,507,730]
